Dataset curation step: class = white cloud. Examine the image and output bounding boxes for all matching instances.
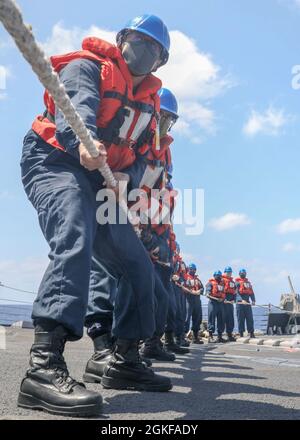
[156,30,233,142]
[243,106,291,137]
[277,218,300,234]
[157,30,231,101]
[41,23,116,55]
[209,213,251,231]
[41,23,233,143]
[172,102,216,144]
[282,242,300,252]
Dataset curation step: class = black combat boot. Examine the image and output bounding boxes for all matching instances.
[140,335,176,362]
[250,333,256,339]
[216,334,227,344]
[102,339,172,392]
[164,332,190,354]
[175,334,190,347]
[177,334,190,347]
[192,331,204,345]
[139,354,153,367]
[18,326,102,417]
[227,333,236,342]
[83,333,114,384]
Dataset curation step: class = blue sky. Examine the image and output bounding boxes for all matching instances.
[0,0,300,305]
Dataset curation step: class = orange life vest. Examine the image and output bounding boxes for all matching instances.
[134,135,175,236]
[143,135,173,169]
[149,187,177,236]
[32,37,161,171]
[185,273,203,293]
[235,277,254,296]
[138,135,173,196]
[209,278,226,300]
[222,275,236,295]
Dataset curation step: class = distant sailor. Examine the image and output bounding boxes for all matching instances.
[184,264,204,344]
[222,267,237,342]
[206,271,226,343]
[235,269,256,338]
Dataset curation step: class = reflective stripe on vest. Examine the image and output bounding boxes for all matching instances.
[222,276,236,295]
[236,278,253,295]
[209,279,226,299]
[185,274,202,292]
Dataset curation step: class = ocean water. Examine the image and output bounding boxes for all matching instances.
[0,303,271,332]
[201,304,269,333]
[0,304,33,326]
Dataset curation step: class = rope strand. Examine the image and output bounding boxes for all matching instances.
[0,281,37,295]
[0,0,117,188]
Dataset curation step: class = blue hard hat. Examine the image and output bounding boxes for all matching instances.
[224,266,233,274]
[117,14,170,65]
[239,268,247,275]
[214,271,222,277]
[189,263,197,271]
[158,88,179,119]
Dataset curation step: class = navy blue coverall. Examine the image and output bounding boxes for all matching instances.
[224,302,235,335]
[21,59,156,341]
[206,283,225,336]
[173,281,187,337]
[157,233,179,336]
[236,283,256,335]
[85,157,170,339]
[223,283,236,335]
[184,275,203,335]
[184,294,203,334]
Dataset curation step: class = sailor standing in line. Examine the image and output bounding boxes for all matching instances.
[235,269,256,338]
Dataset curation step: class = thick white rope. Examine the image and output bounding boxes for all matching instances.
[0,0,117,188]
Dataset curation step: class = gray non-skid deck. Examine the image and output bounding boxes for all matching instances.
[0,329,300,420]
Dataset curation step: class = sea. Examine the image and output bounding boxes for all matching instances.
[0,303,275,333]
[0,304,33,326]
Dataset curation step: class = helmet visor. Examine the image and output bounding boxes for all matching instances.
[159,110,178,137]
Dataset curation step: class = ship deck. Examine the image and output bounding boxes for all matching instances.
[1,328,300,420]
